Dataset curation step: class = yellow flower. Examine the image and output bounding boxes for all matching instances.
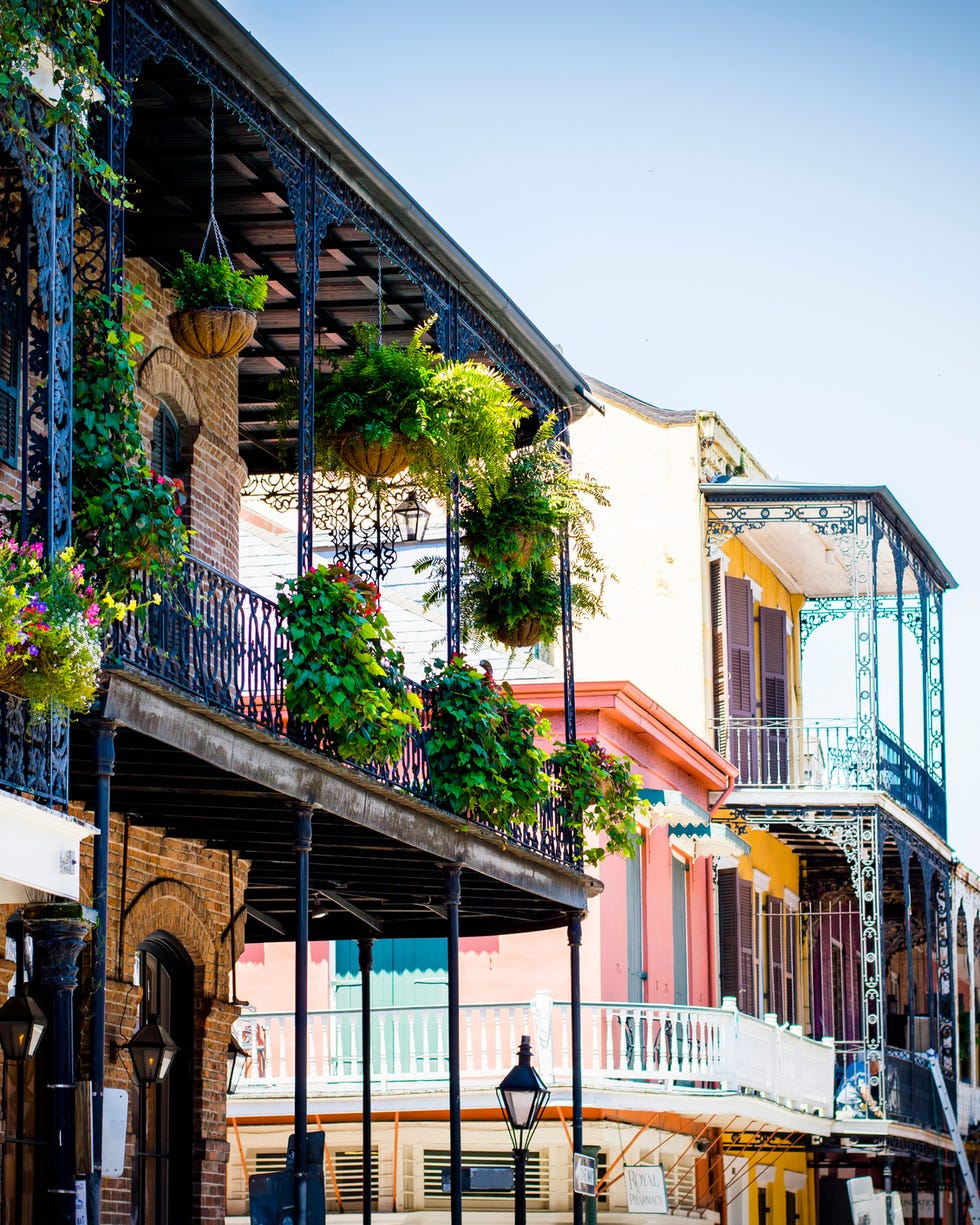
[153,593,162,605]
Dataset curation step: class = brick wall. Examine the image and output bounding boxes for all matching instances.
[74,805,249,1225]
[129,257,247,578]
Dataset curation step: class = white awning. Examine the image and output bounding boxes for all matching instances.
[0,791,95,902]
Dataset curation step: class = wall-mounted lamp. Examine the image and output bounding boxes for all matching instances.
[392,491,430,543]
[227,1032,249,1095]
[0,994,47,1062]
[123,1019,178,1084]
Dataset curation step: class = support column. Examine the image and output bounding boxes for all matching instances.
[294,806,314,1225]
[445,865,462,1225]
[568,914,584,1225]
[359,938,374,1224]
[912,1159,920,1225]
[445,476,461,657]
[556,406,577,750]
[294,151,317,576]
[25,903,94,1225]
[87,719,116,1225]
[904,859,914,1054]
[851,499,879,788]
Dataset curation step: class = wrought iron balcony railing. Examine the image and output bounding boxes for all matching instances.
[716,717,945,835]
[107,557,578,869]
[0,695,68,808]
[232,997,836,1117]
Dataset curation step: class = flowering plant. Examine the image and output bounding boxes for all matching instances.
[0,538,113,712]
[421,656,550,829]
[278,563,422,765]
[549,738,646,865]
[73,285,190,597]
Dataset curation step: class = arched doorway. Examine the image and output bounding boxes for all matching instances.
[133,934,194,1225]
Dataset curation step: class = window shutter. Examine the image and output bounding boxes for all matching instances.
[759,606,788,783]
[710,559,726,754]
[0,317,20,466]
[717,868,739,1003]
[725,576,757,781]
[737,876,756,1015]
[784,905,798,1026]
[767,897,784,1020]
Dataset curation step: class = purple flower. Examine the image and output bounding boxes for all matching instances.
[27,645,38,657]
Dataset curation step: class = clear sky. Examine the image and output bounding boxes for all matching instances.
[223,0,980,861]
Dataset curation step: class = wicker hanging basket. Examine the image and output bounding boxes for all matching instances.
[168,307,257,360]
[495,616,547,649]
[339,433,410,480]
[0,656,29,700]
[466,528,541,573]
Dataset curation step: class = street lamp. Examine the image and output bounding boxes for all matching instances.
[125,1019,178,1084]
[227,1031,249,1094]
[0,994,47,1062]
[392,491,430,543]
[496,1035,550,1225]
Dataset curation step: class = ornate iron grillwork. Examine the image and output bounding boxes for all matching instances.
[0,695,68,808]
[107,557,580,871]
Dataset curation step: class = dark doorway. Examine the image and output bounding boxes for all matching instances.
[133,935,194,1225]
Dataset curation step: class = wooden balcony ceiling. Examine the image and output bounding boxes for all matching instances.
[122,58,553,476]
[703,482,955,597]
[71,684,594,944]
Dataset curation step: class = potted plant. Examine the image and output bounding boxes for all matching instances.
[420,656,550,829]
[293,318,527,494]
[548,738,647,866]
[278,563,422,765]
[0,537,105,713]
[167,252,268,360]
[74,286,191,599]
[467,560,563,649]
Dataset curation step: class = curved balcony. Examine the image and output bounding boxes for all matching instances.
[716,717,945,836]
[107,556,579,871]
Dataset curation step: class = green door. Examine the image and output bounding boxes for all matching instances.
[333,939,449,1078]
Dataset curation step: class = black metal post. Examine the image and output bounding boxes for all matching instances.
[295,150,316,576]
[934,1158,942,1225]
[445,865,462,1225]
[568,914,584,1225]
[25,904,93,1225]
[513,1146,528,1225]
[556,406,577,750]
[87,719,115,1225]
[359,938,374,1223]
[294,806,313,1225]
[912,1159,920,1225]
[904,863,914,1054]
[884,1161,892,1194]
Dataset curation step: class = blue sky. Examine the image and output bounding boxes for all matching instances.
[223,0,980,860]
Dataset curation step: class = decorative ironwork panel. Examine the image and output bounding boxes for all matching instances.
[108,557,580,871]
[705,498,858,553]
[796,809,884,1113]
[0,696,68,808]
[923,591,945,790]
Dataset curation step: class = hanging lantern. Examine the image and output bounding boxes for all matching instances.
[126,1019,178,1084]
[0,994,47,1061]
[227,1032,249,1094]
[392,491,430,543]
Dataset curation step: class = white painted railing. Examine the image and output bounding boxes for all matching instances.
[235,997,835,1116]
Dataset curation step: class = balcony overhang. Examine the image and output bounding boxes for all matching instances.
[702,480,955,597]
[0,791,94,902]
[71,670,597,942]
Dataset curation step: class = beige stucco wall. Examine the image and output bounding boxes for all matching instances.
[567,403,711,736]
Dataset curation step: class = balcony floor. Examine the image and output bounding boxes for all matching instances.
[70,671,596,942]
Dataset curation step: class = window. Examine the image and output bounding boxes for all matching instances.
[151,401,183,479]
[0,306,22,467]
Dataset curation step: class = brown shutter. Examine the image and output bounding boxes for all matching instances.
[725,576,757,781]
[710,559,726,755]
[737,876,756,1015]
[759,606,788,783]
[768,897,784,1020]
[717,868,739,1003]
[784,905,798,1026]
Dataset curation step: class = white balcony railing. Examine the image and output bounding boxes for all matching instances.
[234,997,835,1117]
[959,1081,980,1134]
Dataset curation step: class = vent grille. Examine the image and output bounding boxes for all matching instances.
[423,1149,547,1207]
[253,1147,378,1207]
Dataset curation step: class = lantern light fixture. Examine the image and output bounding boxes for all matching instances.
[0,993,47,1062]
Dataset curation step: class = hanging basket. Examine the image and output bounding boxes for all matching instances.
[339,433,410,480]
[495,616,547,649]
[0,656,28,700]
[168,307,257,360]
[466,528,541,573]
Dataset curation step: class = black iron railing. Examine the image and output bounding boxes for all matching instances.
[0,695,68,808]
[108,558,580,870]
[884,1046,943,1130]
[718,717,946,837]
